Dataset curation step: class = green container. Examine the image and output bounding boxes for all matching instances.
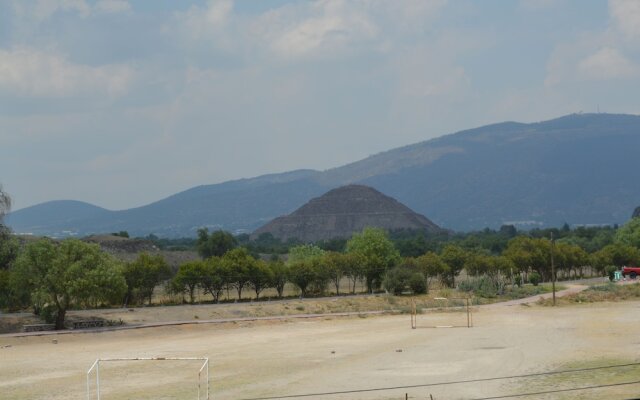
[614,271,622,281]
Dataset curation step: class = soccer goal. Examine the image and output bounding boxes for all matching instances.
[411,297,473,329]
[86,357,209,400]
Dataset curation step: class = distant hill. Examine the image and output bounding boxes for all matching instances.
[633,207,640,219]
[252,185,443,242]
[7,113,640,237]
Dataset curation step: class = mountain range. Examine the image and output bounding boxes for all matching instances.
[7,113,640,238]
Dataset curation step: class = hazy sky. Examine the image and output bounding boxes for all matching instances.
[1,0,639,211]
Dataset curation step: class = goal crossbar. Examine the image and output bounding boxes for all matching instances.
[87,357,209,400]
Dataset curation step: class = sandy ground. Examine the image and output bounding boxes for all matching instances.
[1,300,640,400]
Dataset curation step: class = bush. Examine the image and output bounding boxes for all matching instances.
[529,272,541,286]
[458,276,498,298]
[408,272,427,294]
[383,267,425,295]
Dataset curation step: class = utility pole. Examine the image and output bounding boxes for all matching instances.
[551,232,556,306]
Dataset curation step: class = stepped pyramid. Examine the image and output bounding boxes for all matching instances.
[252,185,443,242]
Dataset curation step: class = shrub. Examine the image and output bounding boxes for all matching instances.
[408,272,427,294]
[529,272,541,286]
[383,267,425,295]
[458,276,498,298]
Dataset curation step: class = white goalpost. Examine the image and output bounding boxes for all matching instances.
[411,297,473,329]
[87,357,209,400]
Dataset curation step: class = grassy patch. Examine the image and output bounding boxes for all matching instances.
[538,282,640,306]
[508,358,640,400]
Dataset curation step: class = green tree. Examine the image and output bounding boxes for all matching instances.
[0,227,18,271]
[341,253,363,294]
[591,243,640,272]
[464,251,493,277]
[122,253,171,306]
[13,239,126,329]
[439,244,468,287]
[200,257,227,303]
[346,228,400,293]
[268,259,288,298]
[172,261,206,304]
[323,251,345,295]
[0,184,10,223]
[288,244,326,264]
[415,251,448,289]
[197,228,237,259]
[503,237,551,280]
[222,248,255,300]
[615,217,640,249]
[288,259,317,298]
[246,259,273,299]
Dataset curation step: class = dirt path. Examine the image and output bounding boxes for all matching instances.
[483,284,589,308]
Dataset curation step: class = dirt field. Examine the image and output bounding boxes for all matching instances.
[1,300,640,400]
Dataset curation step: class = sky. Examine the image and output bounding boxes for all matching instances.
[1,0,639,211]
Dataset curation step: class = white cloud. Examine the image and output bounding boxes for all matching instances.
[179,0,233,41]
[11,0,130,23]
[268,3,378,57]
[578,47,638,80]
[544,1,640,87]
[0,47,134,97]
[95,0,131,15]
[12,0,91,22]
[609,0,640,39]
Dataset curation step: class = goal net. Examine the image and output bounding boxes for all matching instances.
[411,297,473,329]
[86,357,209,400]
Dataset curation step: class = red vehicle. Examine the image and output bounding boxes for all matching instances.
[622,266,640,279]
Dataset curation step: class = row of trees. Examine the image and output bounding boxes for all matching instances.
[2,178,640,329]
[3,225,640,330]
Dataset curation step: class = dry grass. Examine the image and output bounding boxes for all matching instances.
[538,282,640,306]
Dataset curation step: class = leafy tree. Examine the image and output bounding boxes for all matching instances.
[288,259,317,298]
[439,244,468,287]
[172,261,206,304]
[0,184,10,223]
[197,228,237,259]
[200,257,227,303]
[341,252,363,294]
[591,243,640,272]
[0,227,18,271]
[246,259,273,299]
[323,251,345,295]
[13,239,126,329]
[392,231,428,257]
[503,237,551,280]
[268,259,288,298]
[288,244,326,264]
[346,228,400,293]
[464,251,493,277]
[415,252,448,290]
[122,253,171,306]
[222,248,255,300]
[615,217,640,249]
